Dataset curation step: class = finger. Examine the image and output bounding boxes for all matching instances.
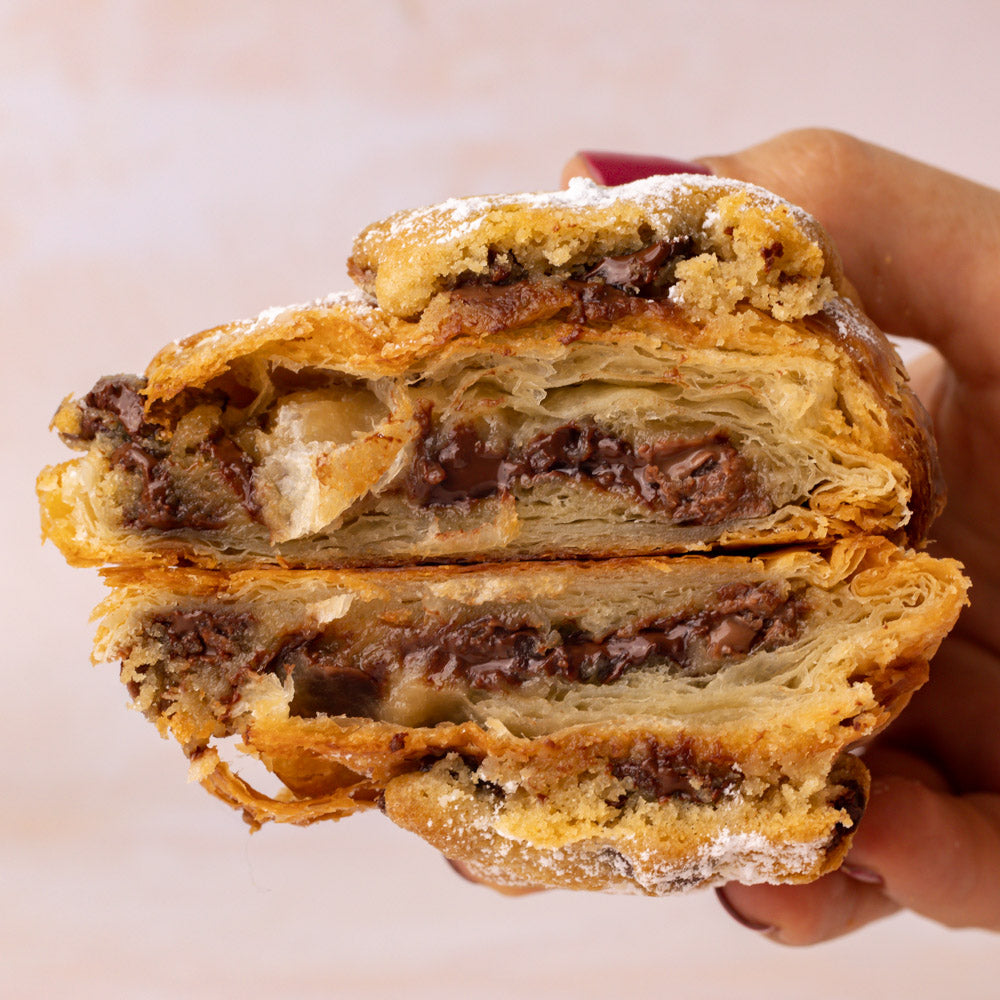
[859,743,952,794]
[561,152,709,187]
[844,776,1000,930]
[718,873,898,946]
[700,130,1000,382]
[561,153,592,187]
[875,636,1000,794]
[720,775,1000,942]
[900,346,947,414]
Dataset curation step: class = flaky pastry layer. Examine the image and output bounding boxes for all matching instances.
[39,292,940,568]
[91,538,966,891]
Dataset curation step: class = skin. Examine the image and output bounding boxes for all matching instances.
[559,130,1000,943]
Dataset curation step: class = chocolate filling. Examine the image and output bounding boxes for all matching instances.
[148,608,254,663]
[826,778,868,851]
[407,413,505,507]
[460,238,693,299]
[111,443,227,531]
[200,429,262,521]
[77,375,156,442]
[407,411,771,524]
[133,588,805,805]
[130,608,256,707]
[73,376,262,527]
[267,634,384,719]
[581,238,692,295]
[140,584,803,722]
[440,238,696,333]
[610,739,741,805]
[254,581,804,718]
[448,277,680,332]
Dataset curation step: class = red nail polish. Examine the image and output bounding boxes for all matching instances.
[715,887,777,933]
[578,151,712,185]
[840,863,885,887]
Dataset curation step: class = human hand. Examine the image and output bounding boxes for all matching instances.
[567,131,1000,943]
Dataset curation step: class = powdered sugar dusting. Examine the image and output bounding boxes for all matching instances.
[311,288,377,311]
[382,174,821,248]
[821,296,888,358]
[169,288,377,354]
[613,829,827,894]
[692,829,825,886]
[460,823,827,896]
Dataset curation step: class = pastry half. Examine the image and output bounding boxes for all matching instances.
[39,177,941,569]
[93,537,967,892]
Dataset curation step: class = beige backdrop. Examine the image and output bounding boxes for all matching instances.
[6,2,999,997]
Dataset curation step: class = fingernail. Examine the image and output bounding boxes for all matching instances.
[577,151,712,185]
[446,857,544,896]
[446,858,478,883]
[840,863,885,887]
[714,887,777,933]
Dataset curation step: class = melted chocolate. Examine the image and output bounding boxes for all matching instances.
[462,238,693,297]
[268,636,384,719]
[76,375,263,528]
[150,608,254,664]
[442,236,697,335]
[77,375,155,442]
[112,442,226,531]
[406,581,802,691]
[407,416,771,525]
[448,278,682,332]
[582,237,692,295]
[610,739,740,805]
[407,407,505,506]
[255,582,805,720]
[200,430,261,521]
[136,609,256,718]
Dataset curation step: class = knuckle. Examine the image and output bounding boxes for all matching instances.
[771,128,872,189]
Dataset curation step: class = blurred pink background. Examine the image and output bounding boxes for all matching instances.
[6,3,999,996]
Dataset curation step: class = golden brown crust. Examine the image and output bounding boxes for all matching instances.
[142,292,399,410]
[803,301,945,543]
